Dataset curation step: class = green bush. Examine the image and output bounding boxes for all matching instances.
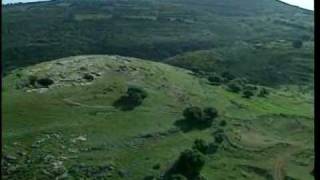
[219,120,227,127]
[208,75,223,85]
[227,82,242,93]
[258,88,269,97]
[214,133,224,144]
[113,87,148,111]
[183,107,203,121]
[192,139,209,154]
[36,78,54,87]
[182,106,218,127]
[242,90,254,99]
[221,72,235,82]
[171,149,205,179]
[83,73,94,81]
[203,107,218,121]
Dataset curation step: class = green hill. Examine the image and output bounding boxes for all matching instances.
[2,0,314,75]
[165,41,314,87]
[2,55,314,179]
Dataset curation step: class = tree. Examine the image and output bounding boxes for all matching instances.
[221,72,235,81]
[258,88,269,97]
[214,133,224,144]
[208,75,223,85]
[113,87,148,111]
[242,90,254,99]
[170,150,205,179]
[183,107,203,121]
[227,82,242,93]
[192,139,209,154]
[203,107,218,121]
[36,78,54,87]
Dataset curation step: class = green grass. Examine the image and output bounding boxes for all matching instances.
[2,55,314,179]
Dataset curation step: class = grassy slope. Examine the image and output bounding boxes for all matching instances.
[2,55,314,179]
[2,0,314,74]
[165,41,314,87]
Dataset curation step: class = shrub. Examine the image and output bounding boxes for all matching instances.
[113,87,148,111]
[183,107,203,121]
[214,133,224,144]
[203,107,218,121]
[208,75,223,85]
[171,149,205,179]
[192,139,209,154]
[221,72,235,81]
[219,120,227,127]
[36,78,54,87]
[242,90,254,99]
[83,73,94,81]
[227,82,242,93]
[292,40,303,48]
[182,106,218,128]
[28,75,38,86]
[258,88,269,97]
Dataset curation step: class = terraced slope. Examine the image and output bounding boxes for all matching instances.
[2,0,314,73]
[2,55,314,179]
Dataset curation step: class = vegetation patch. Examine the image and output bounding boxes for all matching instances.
[113,86,148,111]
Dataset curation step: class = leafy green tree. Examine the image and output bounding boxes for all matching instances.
[171,149,205,179]
[221,72,235,81]
[258,88,269,97]
[203,107,218,121]
[113,87,148,111]
[208,75,223,85]
[192,139,209,154]
[183,107,203,121]
[227,82,242,93]
[242,90,254,98]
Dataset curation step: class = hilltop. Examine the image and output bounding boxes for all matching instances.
[2,55,314,179]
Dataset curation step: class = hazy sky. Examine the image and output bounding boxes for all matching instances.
[2,0,314,10]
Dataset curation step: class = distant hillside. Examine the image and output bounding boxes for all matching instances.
[2,0,314,73]
[165,41,314,87]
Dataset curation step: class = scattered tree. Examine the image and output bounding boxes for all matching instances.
[221,72,235,82]
[219,120,227,127]
[192,139,209,154]
[242,90,254,99]
[214,133,224,144]
[208,75,223,85]
[36,78,54,87]
[258,88,269,97]
[227,82,242,93]
[113,86,148,111]
[203,107,218,121]
[182,106,218,128]
[83,73,94,81]
[168,149,205,179]
[183,107,203,121]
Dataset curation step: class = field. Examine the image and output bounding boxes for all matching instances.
[2,55,314,179]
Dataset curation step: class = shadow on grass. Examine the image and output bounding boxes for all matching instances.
[174,119,211,133]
